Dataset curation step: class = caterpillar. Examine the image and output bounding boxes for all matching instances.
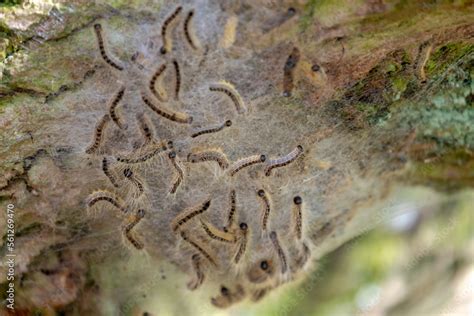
[136,113,155,145]
[142,93,193,124]
[116,142,168,164]
[209,81,246,114]
[247,259,275,284]
[160,6,183,54]
[191,120,232,138]
[251,288,269,302]
[200,219,236,243]
[292,196,303,240]
[183,10,199,50]
[93,23,124,71]
[180,231,217,267]
[233,222,248,264]
[171,199,211,232]
[109,87,126,128]
[293,242,311,271]
[187,254,205,290]
[211,284,245,309]
[102,157,119,187]
[85,114,111,154]
[187,149,230,169]
[264,145,303,176]
[149,63,167,102]
[225,189,236,230]
[417,42,433,83]
[282,47,300,97]
[123,168,145,196]
[168,151,184,194]
[172,59,181,100]
[228,154,266,176]
[257,189,271,231]
[86,190,127,214]
[123,209,146,250]
[269,231,287,273]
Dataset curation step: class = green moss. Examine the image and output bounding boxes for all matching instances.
[425,42,474,78]
[0,0,22,8]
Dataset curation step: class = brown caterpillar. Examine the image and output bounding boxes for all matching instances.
[225,189,236,230]
[247,259,275,284]
[282,47,300,97]
[171,199,211,232]
[211,284,245,309]
[187,254,205,290]
[85,114,111,154]
[123,168,145,195]
[102,157,119,187]
[228,154,266,176]
[142,94,193,124]
[417,42,433,83]
[183,10,199,50]
[149,63,167,102]
[123,209,146,250]
[209,81,246,114]
[191,120,232,138]
[200,219,236,243]
[93,23,124,71]
[86,190,127,214]
[136,113,155,145]
[293,242,311,271]
[172,59,181,100]
[264,145,303,176]
[257,189,271,231]
[270,231,287,273]
[116,142,168,164]
[109,87,126,128]
[233,222,248,264]
[160,6,183,54]
[187,149,229,169]
[168,151,184,194]
[180,231,217,267]
[292,196,303,239]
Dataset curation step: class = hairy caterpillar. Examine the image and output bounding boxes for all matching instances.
[211,284,245,309]
[251,288,269,302]
[171,199,211,232]
[187,149,230,169]
[228,154,266,176]
[136,113,155,145]
[116,142,168,164]
[180,231,217,267]
[292,196,303,240]
[209,81,246,114]
[109,87,126,128]
[264,145,303,176]
[247,259,275,284]
[293,242,311,271]
[282,47,300,97]
[225,189,236,230]
[123,168,145,196]
[233,222,248,264]
[149,63,167,102]
[86,190,127,214]
[269,231,287,273]
[93,23,124,71]
[160,6,183,54]
[172,59,181,100]
[123,209,146,250]
[168,151,184,194]
[187,254,205,290]
[142,94,193,124]
[200,219,236,243]
[183,10,200,50]
[191,120,232,138]
[85,114,111,154]
[102,157,119,187]
[257,189,271,231]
